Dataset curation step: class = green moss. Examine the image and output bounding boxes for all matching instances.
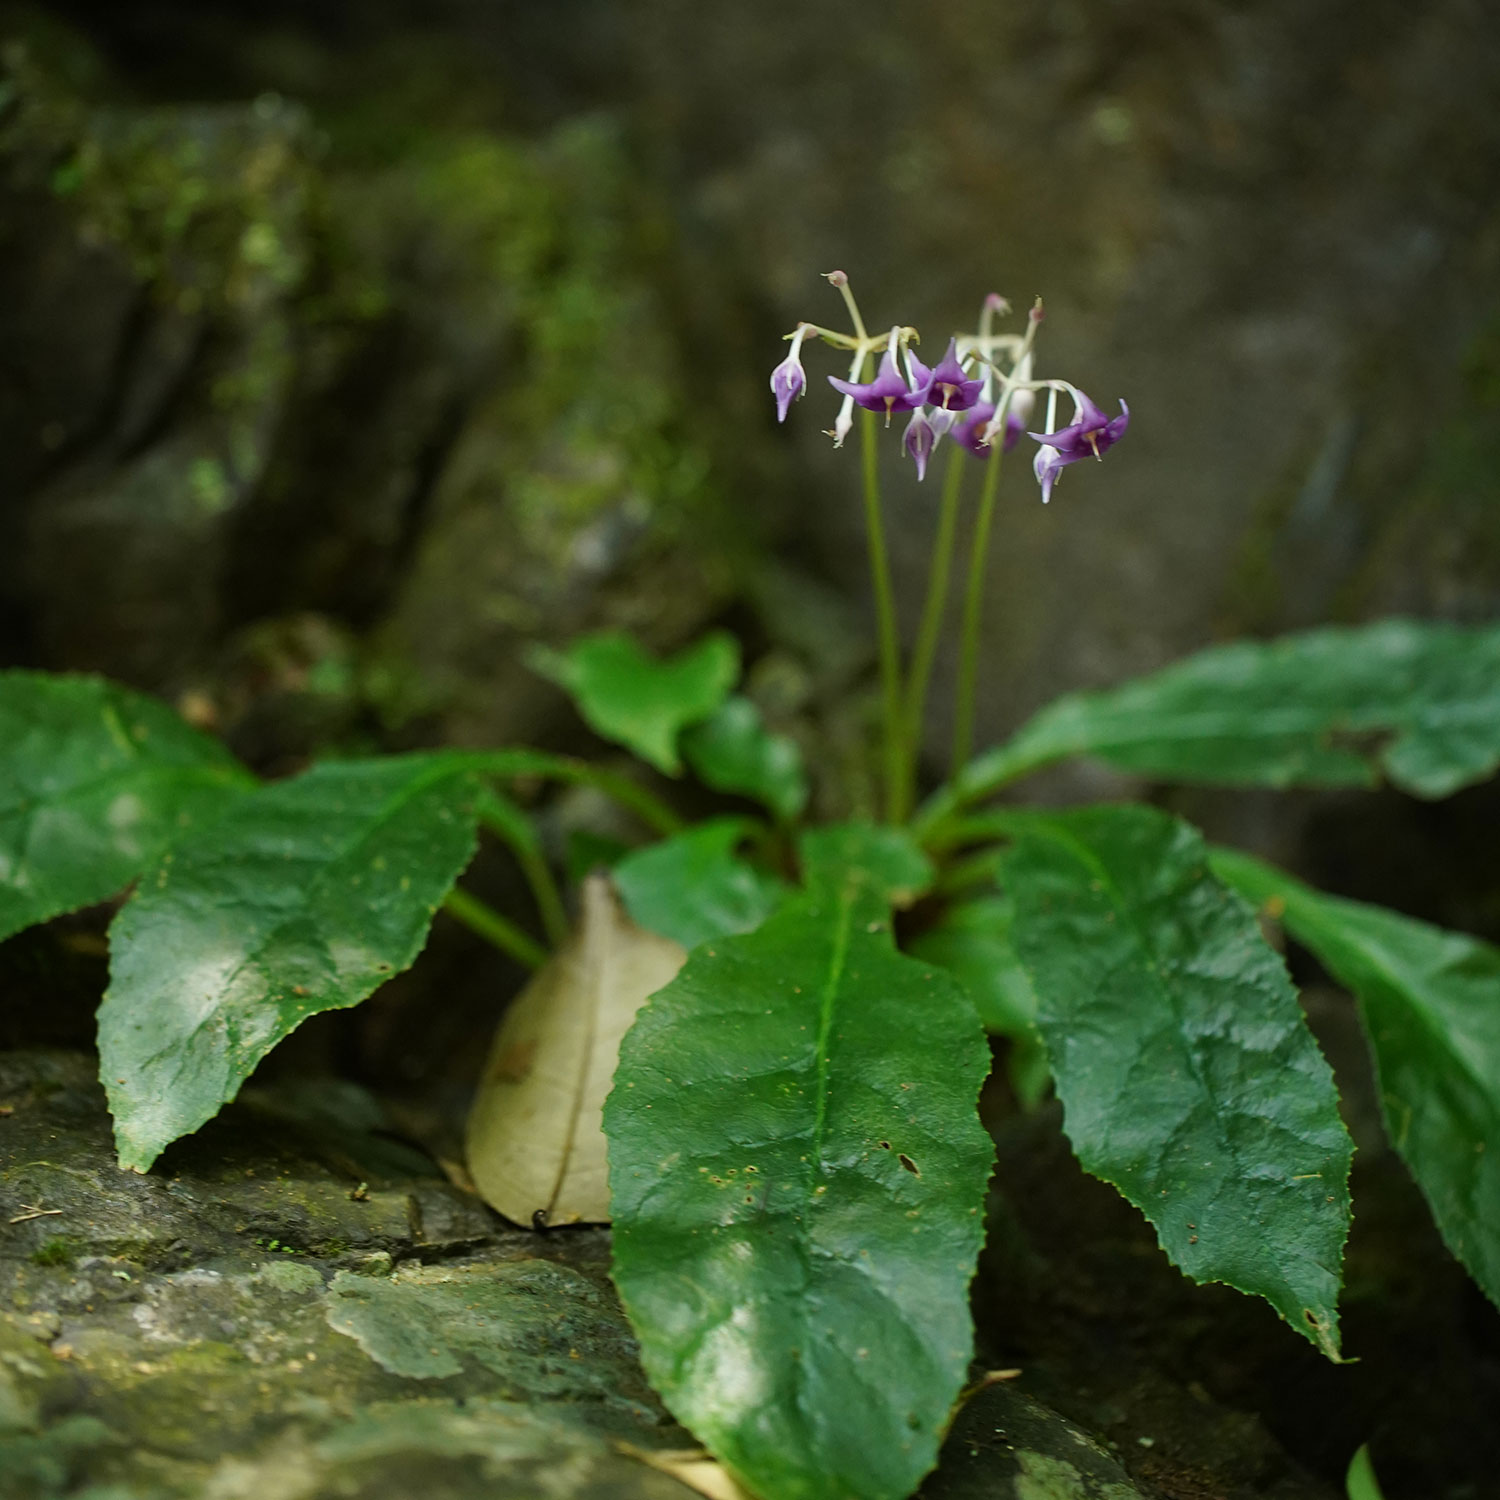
[381,118,720,555]
[28,1236,77,1268]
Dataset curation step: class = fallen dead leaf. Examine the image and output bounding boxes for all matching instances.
[465,872,686,1225]
[617,1445,759,1500]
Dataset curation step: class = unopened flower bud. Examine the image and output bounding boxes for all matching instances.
[769,331,808,423]
[902,409,936,481]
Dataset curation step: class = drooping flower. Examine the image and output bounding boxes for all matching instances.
[952,400,995,457]
[902,409,936,481]
[928,407,958,442]
[1027,392,1129,503]
[828,349,930,426]
[769,329,808,423]
[1032,442,1067,504]
[926,338,983,411]
[1028,392,1129,463]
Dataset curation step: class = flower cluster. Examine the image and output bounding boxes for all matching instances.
[769,272,1128,501]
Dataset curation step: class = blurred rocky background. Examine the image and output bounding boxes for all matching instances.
[6,0,1498,777]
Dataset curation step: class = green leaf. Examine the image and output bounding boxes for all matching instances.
[614,817,786,950]
[1345,1445,1387,1500]
[681,696,809,821]
[998,804,1353,1357]
[1211,846,1500,1313]
[906,895,1049,1109]
[0,672,254,942]
[798,821,933,906]
[943,619,1500,811]
[99,754,483,1171]
[605,862,993,1500]
[529,631,740,774]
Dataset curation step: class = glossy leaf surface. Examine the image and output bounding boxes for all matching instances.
[467,874,685,1225]
[614,818,785,950]
[682,696,809,821]
[949,619,1500,806]
[530,631,740,774]
[999,804,1353,1357]
[0,672,253,942]
[1213,846,1500,1311]
[606,852,992,1500]
[100,754,483,1171]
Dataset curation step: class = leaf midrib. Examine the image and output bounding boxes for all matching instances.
[809,881,856,1182]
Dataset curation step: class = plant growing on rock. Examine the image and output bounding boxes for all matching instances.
[3,273,1498,1500]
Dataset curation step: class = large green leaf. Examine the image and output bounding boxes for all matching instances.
[529,631,740,774]
[614,817,785,949]
[938,619,1500,814]
[606,841,992,1500]
[682,696,809,821]
[798,821,933,907]
[1212,847,1500,1312]
[998,804,1353,1357]
[906,895,1049,1109]
[99,754,484,1171]
[0,672,254,942]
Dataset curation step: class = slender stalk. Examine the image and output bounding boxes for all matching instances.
[443,887,547,970]
[860,407,906,823]
[901,443,967,817]
[466,752,682,837]
[951,442,1005,775]
[476,790,568,945]
[576,764,683,836]
[933,847,1007,897]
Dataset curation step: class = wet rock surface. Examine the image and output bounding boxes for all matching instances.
[0,1049,693,1499]
[0,1042,1420,1500]
[1,1044,1388,1500]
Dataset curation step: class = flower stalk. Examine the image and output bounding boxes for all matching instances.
[770,274,1128,818]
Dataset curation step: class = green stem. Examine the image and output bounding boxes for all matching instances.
[443,887,547,970]
[476,790,568,946]
[933,847,1007,897]
[465,752,682,837]
[902,443,967,817]
[951,441,1005,776]
[860,408,906,823]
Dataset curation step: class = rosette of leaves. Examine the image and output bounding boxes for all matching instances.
[3,617,1499,1500]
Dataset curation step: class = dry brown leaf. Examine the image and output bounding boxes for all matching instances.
[465,872,686,1225]
[616,1446,760,1500]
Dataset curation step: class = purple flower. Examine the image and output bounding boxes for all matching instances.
[1032,443,1067,504]
[1027,393,1129,503]
[903,409,936,481]
[1028,392,1129,463]
[769,337,807,423]
[928,407,958,441]
[952,386,1033,458]
[926,339,983,411]
[953,400,995,457]
[828,350,930,426]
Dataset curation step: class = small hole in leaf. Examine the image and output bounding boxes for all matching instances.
[898,1154,920,1176]
[878,1141,891,1150]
